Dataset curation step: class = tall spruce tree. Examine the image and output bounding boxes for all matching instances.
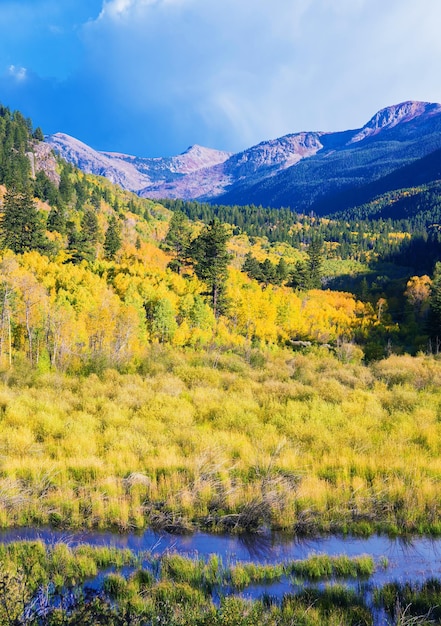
[306,238,324,289]
[191,219,231,318]
[428,261,441,350]
[0,187,47,254]
[104,215,122,260]
[163,210,192,274]
[289,260,310,290]
[242,252,263,282]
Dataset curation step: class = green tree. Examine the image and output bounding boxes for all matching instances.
[306,238,324,289]
[276,258,290,284]
[47,204,66,235]
[66,209,100,264]
[0,187,47,254]
[91,187,102,211]
[104,215,122,260]
[34,170,59,206]
[429,262,441,351]
[59,167,74,204]
[289,260,310,290]
[163,210,192,274]
[32,126,44,141]
[145,297,177,343]
[191,219,231,318]
[242,252,263,282]
[79,208,100,262]
[262,258,278,286]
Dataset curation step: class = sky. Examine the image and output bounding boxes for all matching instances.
[1,0,441,157]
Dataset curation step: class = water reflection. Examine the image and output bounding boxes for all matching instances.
[0,528,440,585]
[236,532,276,560]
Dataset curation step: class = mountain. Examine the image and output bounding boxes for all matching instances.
[47,101,441,214]
[47,133,232,196]
[218,101,441,214]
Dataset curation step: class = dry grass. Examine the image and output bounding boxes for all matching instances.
[0,348,439,533]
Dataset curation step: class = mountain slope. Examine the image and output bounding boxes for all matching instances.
[215,102,441,213]
[47,101,441,214]
[47,133,232,195]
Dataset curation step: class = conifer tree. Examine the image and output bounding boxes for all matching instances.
[191,219,231,318]
[34,171,58,206]
[290,260,310,290]
[261,258,276,286]
[428,261,441,350]
[104,215,122,260]
[78,208,100,262]
[47,205,66,235]
[0,187,47,254]
[33,127,44,141]
[276,258,289,284]
[242,252,263,282]
[306,238,324,289]
[59,167,74,204]
[163,210,192,274]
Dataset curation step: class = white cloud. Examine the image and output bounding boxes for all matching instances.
[79,0,441,153]
[99,0,134,19]
[8,65,27,82]
[98,0,187,20]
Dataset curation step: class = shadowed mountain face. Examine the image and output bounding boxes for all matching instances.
[47,101,441,215]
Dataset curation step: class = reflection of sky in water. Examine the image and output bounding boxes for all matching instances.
[1,528,440,587]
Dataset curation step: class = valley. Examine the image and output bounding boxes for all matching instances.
[0,102,441,623]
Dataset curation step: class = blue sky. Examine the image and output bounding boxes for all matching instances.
[1,0,441,157]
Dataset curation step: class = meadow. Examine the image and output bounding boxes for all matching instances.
[0,345,440,536]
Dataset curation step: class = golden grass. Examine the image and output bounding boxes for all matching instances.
[0,348,440,533]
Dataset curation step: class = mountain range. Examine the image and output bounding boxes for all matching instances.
[47,101,441,215]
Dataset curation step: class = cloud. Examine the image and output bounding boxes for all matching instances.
[75,0,441,154]
[0,1,103,80]
[8,65,27,82]
[3,0,441,157]
[82,0,319,151]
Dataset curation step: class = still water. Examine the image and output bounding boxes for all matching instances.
[1,527,440,587]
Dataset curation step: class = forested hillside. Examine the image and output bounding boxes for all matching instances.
[0,103,421,370]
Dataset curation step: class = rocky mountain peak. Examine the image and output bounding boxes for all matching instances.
[349,101,441,144]
[172,144,232,173]
[47,100,441,209]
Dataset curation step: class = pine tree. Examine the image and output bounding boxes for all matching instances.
[66,209,100,264]
[163,210,192,274]
[34,170,59,206]
[428,262,441,350]
[289,260,310,290]
[242,252,263,282]
[82,208,99,240]
[191,219,231,318]
[0,187,47,254]
[104,215,122,260]
[59,167,74,204]
[276,258,289,284]
[33,127,44,141]
[261,258,276,286]
[47,205,66,235]
[306,238,324,289]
